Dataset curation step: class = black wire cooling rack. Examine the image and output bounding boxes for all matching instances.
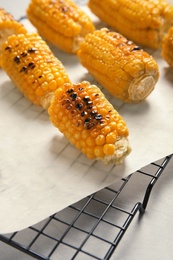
[0,154,172,260]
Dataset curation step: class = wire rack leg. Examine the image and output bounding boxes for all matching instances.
[139,155,172,214]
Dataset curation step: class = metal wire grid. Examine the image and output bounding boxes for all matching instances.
[0,154,172,260]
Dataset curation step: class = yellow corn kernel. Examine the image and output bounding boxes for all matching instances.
[95,134,105,146]
[103,144,115,156]
[27,0,95,54]
[94,146,104,158]
[162,27,173,67]
[88,0,173,49]
[1,32,71,109]
[48,81,131,165]
[0,7,27,66]
[77,28,159,103]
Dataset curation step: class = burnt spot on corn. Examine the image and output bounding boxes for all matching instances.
[76,103,83,110]
[20,66,27,73]
[84,117,91,123]
[84,111,104,129]
[28,62,34,67]
[19,62,36,74]
[27,62,36,70]
[84,117,96,130]
[81,111,87,117]
[27,47,37,53]
[14,55,20,64]
[70,92,77,100]
[86,100,93,106]
[132,46,141,51]
[83,96,90,102]
[30,64,36,69]
[67,88,74,94]
[5,46,11,52]
[21,52,27,57]
[90,110,97,117]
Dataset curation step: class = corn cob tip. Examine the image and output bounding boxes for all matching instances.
[103,136,131,165]
[128,75,156,102]
[40,92,55,110]
[48,81,131,165]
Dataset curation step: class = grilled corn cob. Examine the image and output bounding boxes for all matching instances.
[88,0,173,49]
[48,81,131,164]
[26,0,95,54]
[162,27,173,67]
[0,7,27,66]
[1,33,71,108]
[77,28,159,103]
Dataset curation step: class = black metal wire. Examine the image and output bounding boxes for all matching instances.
[139,155,172,213]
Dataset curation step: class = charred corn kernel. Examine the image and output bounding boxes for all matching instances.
[27,0,95,54]
[162,27,173,67]
[0,7,27,66]
[48,81,131,165]
[1,32,71,109]
[77,28,159,103]
[88,0,173,49]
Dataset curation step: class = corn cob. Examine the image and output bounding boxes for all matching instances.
[26,0,95,54]
[77,28,159,103]
[162,27,173,67]
[0,7,27,66]
[88,0,173,49]
[48,81,131,164]
[1,32,71,109]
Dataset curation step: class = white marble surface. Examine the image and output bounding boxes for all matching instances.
[0,0,173,258]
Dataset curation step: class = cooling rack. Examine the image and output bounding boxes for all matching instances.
[0,154,172,260]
